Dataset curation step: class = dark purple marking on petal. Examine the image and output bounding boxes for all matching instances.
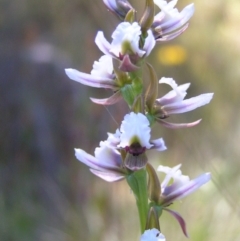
[125,143,146,156]
[118,54,139,72]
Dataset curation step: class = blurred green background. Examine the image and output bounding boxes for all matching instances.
[1,0,240,240]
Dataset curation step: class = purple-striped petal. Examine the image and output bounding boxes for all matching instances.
[153,0,194,41]
[163,93,214,114]
[65,68,117,89]
[150,138,167,151]
[94,144,123,169]
[75,149,107,171]
[161,173,211,206]
[90,169,125,182]
[75,146,122,171]
[75,145,126,182]
[156,4,194,35]
[155,24,189,41]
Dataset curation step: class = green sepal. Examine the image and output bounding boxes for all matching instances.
[146,163,161,203]
[149,202,163,218]
[121,76,143,107]
[139,0,155,37]
[145,206,160,230]
[121,84,136,106]
[146,113,156,126]
[124,9,136,23]
[112,58,131,85]
[145,63,159,113]
[127,168,149,233]
[131,94,142,113]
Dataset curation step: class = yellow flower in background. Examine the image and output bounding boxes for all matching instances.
[157,45,187,65]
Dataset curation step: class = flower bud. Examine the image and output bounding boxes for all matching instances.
[145,63,159,114]
[103,0,134,20]
[124,9,136,23]
[145,207,160,230]
[139,0,155,36]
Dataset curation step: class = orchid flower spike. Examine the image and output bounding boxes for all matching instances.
[141,229,166,241]
[96,22,156,71]
[152,0,195,41]
[155,77,214,128]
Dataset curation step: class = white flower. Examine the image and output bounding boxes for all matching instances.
[75,142,126,182]
[155,77,214,128]
[152,0,194,41]
[96,22,155,57]
[74,112,166,177]
[158,164,211,206]
[156,164,211,237]
[141,229,166,241]
[96,22,155,71]
[65,55,116,89]
[65,55,124,105]
[117,112,166,170]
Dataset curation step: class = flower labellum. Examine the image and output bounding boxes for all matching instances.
[118,112,166,170]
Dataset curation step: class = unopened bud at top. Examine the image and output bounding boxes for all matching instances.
[103,0,134,20]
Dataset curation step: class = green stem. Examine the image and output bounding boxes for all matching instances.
[127,169,149,233]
